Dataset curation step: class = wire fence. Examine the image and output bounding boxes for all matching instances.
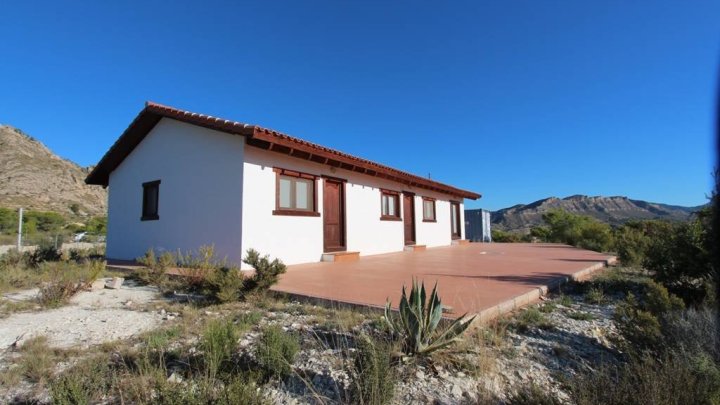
[0,232,106,250]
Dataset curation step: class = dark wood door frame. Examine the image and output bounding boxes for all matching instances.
[403,192,416,245]
[450,201,461,240]
[323,178,346,252]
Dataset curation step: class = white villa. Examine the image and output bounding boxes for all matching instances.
[86,102,481,268]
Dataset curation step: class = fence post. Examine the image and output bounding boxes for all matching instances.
[17,207,23,251]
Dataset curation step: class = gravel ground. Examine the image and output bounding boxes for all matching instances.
[0,278,163,350]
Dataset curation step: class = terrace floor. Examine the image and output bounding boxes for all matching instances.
[272,243,616,322]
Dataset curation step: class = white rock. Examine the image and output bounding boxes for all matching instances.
[105,277,124,289]
[167,372,182,383]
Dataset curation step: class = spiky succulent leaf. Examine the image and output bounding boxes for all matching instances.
[385,280,475,356]
[421,315,476,354]
[384,300,398,333]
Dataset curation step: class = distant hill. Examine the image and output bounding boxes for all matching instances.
[491,195,703,232]
[0,125,107,216]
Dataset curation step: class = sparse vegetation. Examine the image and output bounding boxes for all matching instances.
[36,260,104,308]
[508,383,562,405]
[135,246,285,303]
[584,286,606,304]
[567,311,594,321]
[569,352,720,405]
[349,334,396,405]
[254,324,300,381]
[0,191,715,404]
[513,307,554,332]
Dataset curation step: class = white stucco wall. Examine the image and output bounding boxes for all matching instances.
[240,145,466,267]
[106,118,245,264]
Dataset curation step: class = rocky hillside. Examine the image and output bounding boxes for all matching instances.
[0,125,107,216]
[492,195,701,232]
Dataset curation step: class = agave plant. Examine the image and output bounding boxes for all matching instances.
[384,278,476,355]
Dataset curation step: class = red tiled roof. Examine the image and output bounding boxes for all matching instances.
[85,102,481,200]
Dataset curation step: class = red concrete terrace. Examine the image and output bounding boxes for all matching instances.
[272,243,616,322]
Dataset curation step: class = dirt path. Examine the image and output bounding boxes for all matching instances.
[0,280,164,349]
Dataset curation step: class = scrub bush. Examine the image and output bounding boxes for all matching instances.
[242,249,287,294]
[613,280,684,356]
[349,334,396,405]
[200,318,240,379]
[569,352,720,405]
[254,324,300,381]
[541,209,613,252]
[136,249,175,290]
[643,208,714,305]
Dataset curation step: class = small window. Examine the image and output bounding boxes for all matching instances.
[422,198,436,222]
[273,168,319,216]
[141,180,160,221]
[380,190,400,221]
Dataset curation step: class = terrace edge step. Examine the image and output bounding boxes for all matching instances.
[452,239,470,245]
[404,244,427,252]
[321,251,360,263]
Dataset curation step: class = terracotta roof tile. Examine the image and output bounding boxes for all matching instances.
[85,102,480,200]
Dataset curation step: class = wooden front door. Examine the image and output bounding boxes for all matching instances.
[450,201,461,240]
[323,179,345,252]
[403,193,416,245]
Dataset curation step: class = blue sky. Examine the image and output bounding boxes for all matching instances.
[0,1,717,210]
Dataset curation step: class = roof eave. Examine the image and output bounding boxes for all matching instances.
[85,102,482,199]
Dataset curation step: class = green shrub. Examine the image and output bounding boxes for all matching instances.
[27,240,61,266]
[50,356,110,405]
[23,210,65,233]
[569,352,720,405]
[18,336,54,383]
[242,249,287,294]
[530,225,551,241]
[205,266,245,303]
[136,249,174,289]
[175,245,223,290]
[613,222,652,266]
[349,334,396,405]
[236,311,263,330]
[613,281,685,355]
[154,375,267,405]
[539,302,557,313]
[254,324,299,381]
[200,319,239,379]
[643,209,714,305]
[567,311,594,321]
[584,287,606,304]
[558,294,573,307]
[0,248,25,269]
[491,229,528,243]
[662,308,717,359]
[216,376,267,405]
[541,209,613,252]
[513,308,553,332]
[137,247,286,302]
[384,279,475,356]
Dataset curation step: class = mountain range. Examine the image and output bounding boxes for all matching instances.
[491,195,703,232]
[0,124,107,216]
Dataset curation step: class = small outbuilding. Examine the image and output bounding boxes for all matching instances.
[86,102,480,268]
